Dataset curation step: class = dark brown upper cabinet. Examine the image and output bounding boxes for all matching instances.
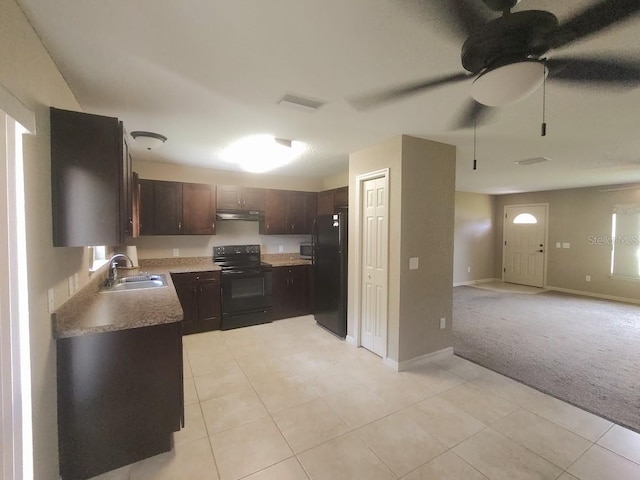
[216,185,264,211]
[317,186,348,216]
[139,179,215,236]
[182,183,216,235]
[50,107,135,247]
[261,189,316,235]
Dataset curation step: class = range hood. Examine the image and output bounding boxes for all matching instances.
[215,210,264,221]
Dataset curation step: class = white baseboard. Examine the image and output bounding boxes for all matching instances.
[453,278,499,287]
[545,286,640,305]
[345,335,357,346]
[388,347,454,372]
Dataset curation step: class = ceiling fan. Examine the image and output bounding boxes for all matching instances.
[350,0,640,129]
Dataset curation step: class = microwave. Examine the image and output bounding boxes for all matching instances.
[299,242,312,259]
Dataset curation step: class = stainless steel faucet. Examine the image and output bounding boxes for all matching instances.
[107,253,133,285]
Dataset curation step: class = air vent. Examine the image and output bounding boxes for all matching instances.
[277,94,325,112]
[514,156,550,166]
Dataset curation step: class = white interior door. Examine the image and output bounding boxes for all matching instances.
[503,204,547,287]
[360,176,388,356]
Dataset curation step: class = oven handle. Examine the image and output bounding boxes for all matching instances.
[223,269,271,275]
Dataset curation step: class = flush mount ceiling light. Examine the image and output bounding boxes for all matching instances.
[221,135,307,173]
[471,60,548,107]
[130,131,167,150]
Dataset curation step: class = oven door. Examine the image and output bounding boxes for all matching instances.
[221,268,273,314]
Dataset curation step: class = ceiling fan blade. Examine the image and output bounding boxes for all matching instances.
[428,0,492,40]
[547,57,640,87]
[349,72,471,111]
[549,0,640,50]
[451,100,495,130]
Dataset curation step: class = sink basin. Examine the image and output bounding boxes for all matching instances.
[101,273,168,292]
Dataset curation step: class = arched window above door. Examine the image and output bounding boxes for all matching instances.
[513,213,538,224]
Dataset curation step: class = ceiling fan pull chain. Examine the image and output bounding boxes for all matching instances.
[541,67,547,137]
[473,118,478,170]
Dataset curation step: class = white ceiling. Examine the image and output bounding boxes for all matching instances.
[16,0,640,194]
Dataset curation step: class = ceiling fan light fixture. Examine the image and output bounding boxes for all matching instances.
[471,61,548,107]
[130,131,167,150]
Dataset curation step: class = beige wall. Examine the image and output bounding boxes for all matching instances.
[348,135,456,365]
[397,136,456,362]
[493,184,640,302]
[348,136,403,361]
[1,0,84,478]
[453,192,496,284]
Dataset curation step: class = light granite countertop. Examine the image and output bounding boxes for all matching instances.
[262,253,312,267]
[52,258,220,339]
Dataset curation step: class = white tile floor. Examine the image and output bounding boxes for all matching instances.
[90,315,640,480]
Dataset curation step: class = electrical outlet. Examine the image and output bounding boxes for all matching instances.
[47,288,55,313]
[467,266,471,273]
[586,275,591,282]
[440,317,446,329]
[409,257,419,270]
[172,248,180,257]
[278,245,284,253]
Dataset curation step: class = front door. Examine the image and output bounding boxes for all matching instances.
[503,204,547,287]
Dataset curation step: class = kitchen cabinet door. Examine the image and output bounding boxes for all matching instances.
[57,322,183,480]
[216,185,264,211]
[153,181,183,235]
[333,186,349,208]
[50,107,133,246]
[287,191,317,234]
[272,265,311,320]
[262,189,288,234]
[182,183,216,235]
[171,271,221,334]
[317,190,335,216]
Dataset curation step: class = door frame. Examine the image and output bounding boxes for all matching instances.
[502,203,549,287]
[352,168,390,360]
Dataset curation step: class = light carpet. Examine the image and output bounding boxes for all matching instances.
[453,285,640,433]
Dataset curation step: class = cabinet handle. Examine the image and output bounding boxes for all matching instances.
[212,222,215,231]
[178,222,182,232]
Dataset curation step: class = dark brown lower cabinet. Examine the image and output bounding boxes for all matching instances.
[57,322,183,480]
[171,270,222,334]
[272,265,311,320]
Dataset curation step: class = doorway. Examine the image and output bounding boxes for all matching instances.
[503,204,548,287]
[354,169,389,358]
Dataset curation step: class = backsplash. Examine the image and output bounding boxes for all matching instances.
[128,220,310,259]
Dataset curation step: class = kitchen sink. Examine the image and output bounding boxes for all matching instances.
[101,274,168,292]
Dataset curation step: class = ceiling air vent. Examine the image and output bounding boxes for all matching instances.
[277,94,325,112]
[514,156,550,166]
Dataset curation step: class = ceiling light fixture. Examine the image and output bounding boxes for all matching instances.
[221,135,307,173]
[471,60,548,107]
[130,131,167,150]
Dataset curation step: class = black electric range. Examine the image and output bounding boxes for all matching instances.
[213,245,273,330]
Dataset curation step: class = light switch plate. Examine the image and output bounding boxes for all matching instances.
[172,248,180,257]
[562,243,570,249]
[409,257,419,270]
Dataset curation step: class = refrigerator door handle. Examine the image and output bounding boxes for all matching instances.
[311,217,318,266]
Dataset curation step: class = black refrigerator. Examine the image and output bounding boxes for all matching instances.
[312,208,348,337]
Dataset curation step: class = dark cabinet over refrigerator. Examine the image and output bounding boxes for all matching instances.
[312,209,348,338]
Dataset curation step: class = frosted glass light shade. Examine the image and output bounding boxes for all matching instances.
[130,131,167,150]
[471,61,548,107]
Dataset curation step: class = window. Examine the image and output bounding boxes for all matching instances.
[610,204,640,279]
[513,213,537,224]
[90,246,108,272]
